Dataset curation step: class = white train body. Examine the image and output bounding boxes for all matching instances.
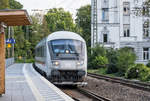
[35,31,87,85]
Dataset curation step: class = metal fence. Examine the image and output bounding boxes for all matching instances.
[5,58,14,68]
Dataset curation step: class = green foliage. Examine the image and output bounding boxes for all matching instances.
[146,60,150,68]
[76,5,91,48]
[88,44,107,69]
[116,47,136,76]
[0,0,23,9]
[15,58,35,63]
[45,8,76,33]
[125,64,150,81]
[88,68,107,75]
[9,0,23,9]
[0,0,9,9]
[106,49,118,74]
[88,46,136,76]
[93,56,108,68]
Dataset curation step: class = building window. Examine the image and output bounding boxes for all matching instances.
[102,8,109,21]
[134,0,138,3]
[143,20,149,38]
[102,0,109,8]
[123,2,130,15]
[143,48,149,60]
[124,25,130,37]
[103,33,108,43]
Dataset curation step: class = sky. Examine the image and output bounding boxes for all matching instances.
[16,0,91,17]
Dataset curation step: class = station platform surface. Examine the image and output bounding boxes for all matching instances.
[0,64,74,101]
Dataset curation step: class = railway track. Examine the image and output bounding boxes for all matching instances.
[88,73,150,92]
[59,86,111,101]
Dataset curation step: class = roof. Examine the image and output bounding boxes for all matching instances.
[36,31,86,48]
[47,31,85,42]
[0,9,32,26]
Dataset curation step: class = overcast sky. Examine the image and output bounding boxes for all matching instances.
[16,0,91,17]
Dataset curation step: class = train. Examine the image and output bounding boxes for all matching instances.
[34,31,87,85]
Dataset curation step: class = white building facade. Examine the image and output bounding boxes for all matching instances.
[91,0,150,64]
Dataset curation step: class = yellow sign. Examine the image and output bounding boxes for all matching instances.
[7,44,11,48]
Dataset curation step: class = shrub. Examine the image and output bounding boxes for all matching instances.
[106,49,118,74]
[25,59,35,63]
[125,64,150,81]
[93,56,108,68]
[146,60,150,68]
[88,44,107,69]
[116,47,136,76]
[125,64,139,79]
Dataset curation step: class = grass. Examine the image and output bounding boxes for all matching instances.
[88,68,117,77]
[15,58,35,63]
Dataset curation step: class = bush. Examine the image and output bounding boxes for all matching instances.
[25,59,35,63]
[116,47,136,76]
[146,60,150,68]
[88,44,107,69]
[125,64,150,81]
[93,56,108,68]
[106,49,118,74]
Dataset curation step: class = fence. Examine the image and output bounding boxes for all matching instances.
[5,58,14,68]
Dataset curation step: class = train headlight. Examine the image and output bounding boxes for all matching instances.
[77,61,84,66]
[52,61,59,66]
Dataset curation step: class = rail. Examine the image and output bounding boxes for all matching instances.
[88,73,150,92]
[77,88,111,101]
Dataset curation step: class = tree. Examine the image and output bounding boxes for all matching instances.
[76,5,91,48]
[0,0,23,9]
[0,0,9,9]
[9,0,23,9]
[45,8,76,33]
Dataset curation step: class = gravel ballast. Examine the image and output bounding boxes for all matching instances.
[82,77,150,101]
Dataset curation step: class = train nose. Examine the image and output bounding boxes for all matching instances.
[51,70,60,76]
[78,70,86,76]
[60,61,76,69]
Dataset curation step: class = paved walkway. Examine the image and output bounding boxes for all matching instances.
[0,64,74,101]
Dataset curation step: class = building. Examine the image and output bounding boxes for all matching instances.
[91,0,150,64]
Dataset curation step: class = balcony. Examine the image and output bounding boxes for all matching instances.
[120,36,137,42]
[99,42,115,48]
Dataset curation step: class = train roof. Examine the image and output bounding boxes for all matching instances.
[47,31,85,42]
[36,31,85,48]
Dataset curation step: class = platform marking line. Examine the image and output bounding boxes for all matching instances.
[23,64,44,101]
[30,64,74,101]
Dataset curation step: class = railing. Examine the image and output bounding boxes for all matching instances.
[120,36,137,41]
[5,58,14,67]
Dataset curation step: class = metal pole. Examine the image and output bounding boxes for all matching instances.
[12,27,14,58]
[8,26,10,58]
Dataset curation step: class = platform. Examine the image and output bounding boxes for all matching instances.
[0,63,74,101]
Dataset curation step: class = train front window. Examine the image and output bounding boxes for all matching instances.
[49,39,84,60]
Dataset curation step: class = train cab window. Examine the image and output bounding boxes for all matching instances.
[49,39,84,60]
